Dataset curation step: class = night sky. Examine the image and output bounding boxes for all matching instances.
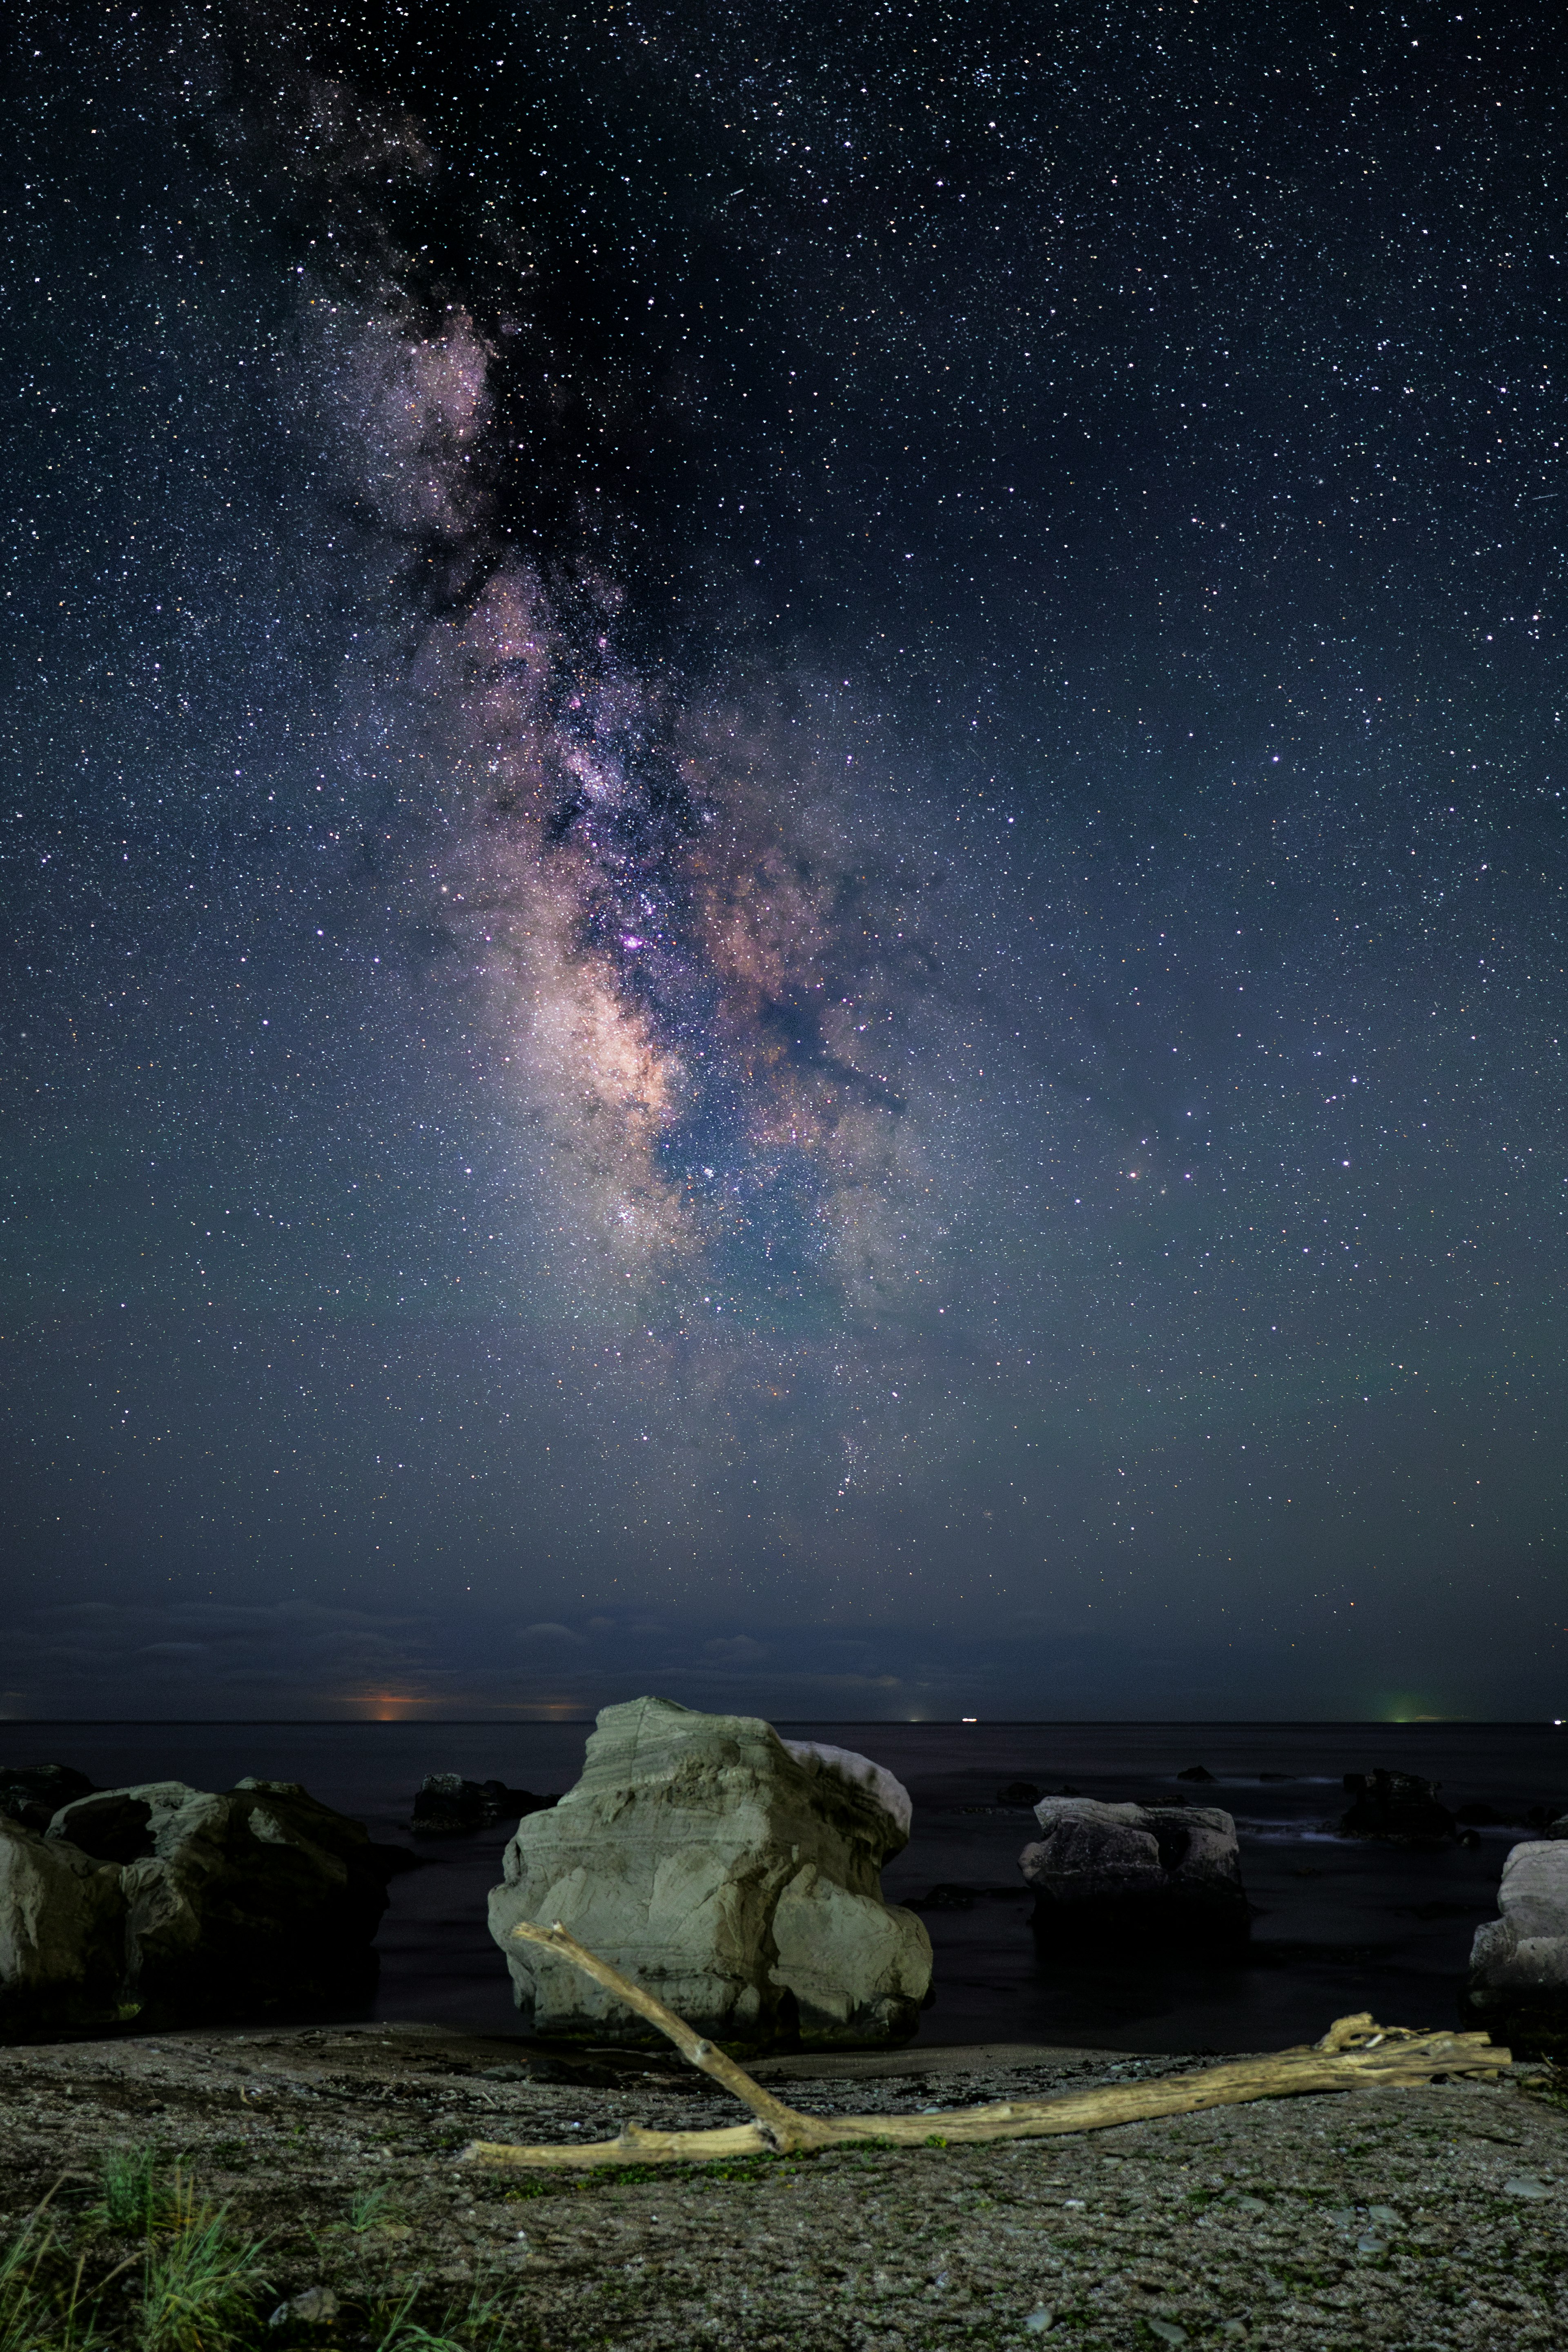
[3,0,1564,1724]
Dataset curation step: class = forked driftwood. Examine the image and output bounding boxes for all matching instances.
[460,1917,1512,2172]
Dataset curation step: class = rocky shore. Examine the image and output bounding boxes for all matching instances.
[2,2019,1564,2349]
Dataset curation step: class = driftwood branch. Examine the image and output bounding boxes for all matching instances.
[460,1921,1512,2172]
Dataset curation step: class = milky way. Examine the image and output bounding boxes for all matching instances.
[270,74,1002,1514]
[3,0,1566,1721]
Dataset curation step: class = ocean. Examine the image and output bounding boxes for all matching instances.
[2,1717,1563,2055]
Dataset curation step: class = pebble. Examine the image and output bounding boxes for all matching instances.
[1502,2176,1553,2199]
[1023,2307,1054,2334]
[1145,2323,1189,2347]
[268,2288,339,2328]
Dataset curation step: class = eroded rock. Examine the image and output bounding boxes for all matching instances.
[48,1777,389,2025]
[0,1763,97,1835]
[1019,1795,1249,1951]
[1464,1838,1568,2058]
[488,1694,931,2047]
[0,1815,126,2034]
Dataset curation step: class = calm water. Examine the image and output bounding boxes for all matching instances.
[3,1718,1564,2054]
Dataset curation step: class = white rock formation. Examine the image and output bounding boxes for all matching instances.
[1466,1838,1568,2055]
[489,1695,931,2045]
[781,1742,913,1838]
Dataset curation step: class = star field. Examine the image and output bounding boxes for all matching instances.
[1,0,1564,1721]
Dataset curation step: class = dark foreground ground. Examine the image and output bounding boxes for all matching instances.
[2,2022,1565,2350]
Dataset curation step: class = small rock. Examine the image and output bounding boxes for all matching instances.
[1176,1765,1216,1783]
[998,1781,1043,1807]
[1502,2176,1553,2200]
[269,2288,339,2327]
[1145,2323,1188,2347]
[1356,2234,1385,2255]
[1023,2308,1054,2335]
[1366,2204,1401,2225]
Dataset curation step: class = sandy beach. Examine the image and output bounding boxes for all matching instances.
[3,2021,1564,2350]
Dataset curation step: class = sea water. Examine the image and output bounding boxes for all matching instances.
[1,1718,1563,2054]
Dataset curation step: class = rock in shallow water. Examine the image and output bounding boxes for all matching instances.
[1464,1837,1568,2058]
[410,1775,555,1835]
[1018,1795,1249,1952]
[1339,1767,1458,1845]
[488,1694,932,2047]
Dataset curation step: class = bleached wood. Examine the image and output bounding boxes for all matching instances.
[462,1920,1510,2172]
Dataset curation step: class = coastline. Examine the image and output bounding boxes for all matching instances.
[3,2019,1564,2348]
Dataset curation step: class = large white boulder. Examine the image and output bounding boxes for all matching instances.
[488,1695,931,2046]
[1465,1839,1568,2056]
[0,1814,126,2035]
[1018,1795,1250,1951]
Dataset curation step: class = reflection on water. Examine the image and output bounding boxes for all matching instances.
[0,1717,1562,2052]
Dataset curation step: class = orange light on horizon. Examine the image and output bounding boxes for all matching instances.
[343,1693,431,1721]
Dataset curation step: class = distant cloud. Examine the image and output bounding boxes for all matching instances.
[519,1621,584,1644]
[703,1635,768,1664]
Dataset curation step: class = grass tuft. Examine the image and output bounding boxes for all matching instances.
[96,2149,178,2236]
[2,2193,104,2352]
[371,2268,522,2352]
[347,2187,392,2235]
[138,2172,268,2352]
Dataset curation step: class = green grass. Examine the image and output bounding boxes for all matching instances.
[370,2268,528,2352]
[95,2149,180,2237]
[347,2187,393,2234]
[138,2173,269,2352]
[6,2162,552,2352]
[1,2196,106,2352]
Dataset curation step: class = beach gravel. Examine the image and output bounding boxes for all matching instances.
[0,2024,1564,2348]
